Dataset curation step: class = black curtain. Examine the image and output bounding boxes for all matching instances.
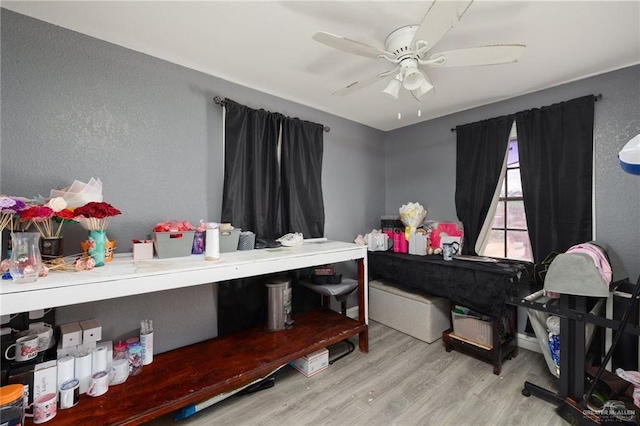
[455,115,514,255]
[515,95,594,264]
[280,118,325,238]
[221,100,282,240]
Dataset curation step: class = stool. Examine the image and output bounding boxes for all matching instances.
[299,278,358,363]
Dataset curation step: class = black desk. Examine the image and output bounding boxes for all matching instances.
[368,251,532,318]
[368,251,532,374]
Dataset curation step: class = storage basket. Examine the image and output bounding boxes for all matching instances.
[153,231,195,259]
[219,229,240,253]
[451,311,493,349]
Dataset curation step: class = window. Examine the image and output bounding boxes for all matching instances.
[481,136,533,261]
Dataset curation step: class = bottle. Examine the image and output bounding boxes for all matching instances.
[205,225,220,261]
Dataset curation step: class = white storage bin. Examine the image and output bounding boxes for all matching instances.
[369,279,450,344]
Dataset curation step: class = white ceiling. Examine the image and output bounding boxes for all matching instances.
[3,1,639,131]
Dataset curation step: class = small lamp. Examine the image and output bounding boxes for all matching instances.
[402,67,427,91]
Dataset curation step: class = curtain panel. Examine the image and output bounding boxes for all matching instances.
[221,99,282,240]
[280,118,325,238]
[455,115,515,255]
[516,95,595,264]
[221,99,325,240]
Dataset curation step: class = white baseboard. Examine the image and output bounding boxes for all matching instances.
[346,306,358,319]
[516,332,541,353]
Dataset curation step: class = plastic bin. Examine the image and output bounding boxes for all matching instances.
[219,229,240,253]
[451,311,493,349]
[153,231,195,259]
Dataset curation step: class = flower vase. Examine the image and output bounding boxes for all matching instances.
[41,236,64,261]
[88,230,107,267]
[9,232,42,283]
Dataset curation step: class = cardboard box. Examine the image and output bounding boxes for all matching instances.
[33,360,57,401]
[59,322,82,348]
[133,241,154,260]
[290,348,328,377]
[79,319,102,343]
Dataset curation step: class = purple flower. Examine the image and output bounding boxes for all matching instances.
[0,197,27,214]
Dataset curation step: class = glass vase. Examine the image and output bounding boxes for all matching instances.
[88,229,107,267]
[9,232,42,283]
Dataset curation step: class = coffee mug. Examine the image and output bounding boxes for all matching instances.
[5,335,39,361]
[59,378,80,409]
[109,358,129,385]
[24,323,54,352]
[87,370,109,397]
[26,392,57,424]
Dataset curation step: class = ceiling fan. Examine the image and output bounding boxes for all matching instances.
[313,0,525,101]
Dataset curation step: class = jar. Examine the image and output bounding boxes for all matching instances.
[0,384,25,426]
[113,341,128,361]
[128,344,143,376]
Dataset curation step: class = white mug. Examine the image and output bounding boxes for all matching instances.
[5,335,39,361]
[26,392,57,424]
[86,370,109,397]
[109,358,129,385]
[59,378,80,409]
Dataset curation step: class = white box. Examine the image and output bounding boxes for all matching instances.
[79,319,102,343]
[96,340,113,366]
[290,348,328,377]
[369,279,451,344]
[59,322,82,348]
[409,232,428,255]
[33,360,57,400]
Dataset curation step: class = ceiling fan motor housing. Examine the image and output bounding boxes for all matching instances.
[385,25,420,59]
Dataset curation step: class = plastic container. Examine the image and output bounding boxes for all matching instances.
[128,344,143,376]
[219,229,241,253]
[1,384,25,426]
[113,341,128,361]
[153,231,195,259]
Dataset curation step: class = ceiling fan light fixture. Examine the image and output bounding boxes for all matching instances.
[411,80,434,99]
[402,67,426,91]
[382,75,403,99]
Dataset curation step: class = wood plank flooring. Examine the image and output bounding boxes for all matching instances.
[149,320,567,425]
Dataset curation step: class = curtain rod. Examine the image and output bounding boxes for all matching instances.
[450,93,603,132]
[213,96,330,132]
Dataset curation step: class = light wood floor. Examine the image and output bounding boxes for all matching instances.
[150,320,567,426]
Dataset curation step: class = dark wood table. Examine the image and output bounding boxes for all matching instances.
[368,251,532,374]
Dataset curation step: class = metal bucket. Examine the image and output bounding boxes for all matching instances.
[265,276,292,331]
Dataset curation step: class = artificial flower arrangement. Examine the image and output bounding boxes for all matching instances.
[0,195,29,233]
[19,197,77,238]
[152,220,196,232]
[74,201,122,230]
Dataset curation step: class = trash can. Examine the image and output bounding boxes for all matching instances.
[613,280,639,371]
[266,276,292,331]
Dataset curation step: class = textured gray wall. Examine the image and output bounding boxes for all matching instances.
[1,9,386,352]
[385,65,640,283]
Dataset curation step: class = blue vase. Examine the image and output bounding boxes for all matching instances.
[88,229,106,267]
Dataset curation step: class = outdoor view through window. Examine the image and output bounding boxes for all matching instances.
[482,139,533,261]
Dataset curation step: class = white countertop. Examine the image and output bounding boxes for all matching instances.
[1,240,367,315]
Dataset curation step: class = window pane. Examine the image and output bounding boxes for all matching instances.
[506,200,527,229]
[484,230,505,258]
[507,140,519,167]
[506,169,523,197]
[506,230,533,261]
[492,201,505,228]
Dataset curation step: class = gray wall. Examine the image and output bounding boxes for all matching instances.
[0,9,386,352]
[385,65,640,283]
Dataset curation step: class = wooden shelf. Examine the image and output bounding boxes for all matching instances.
[29,309,367,426]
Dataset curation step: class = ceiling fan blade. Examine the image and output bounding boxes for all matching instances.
[427,44,526,67]
[411,0,474,51]
[332,67,399,96]
[313,31,393,59]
